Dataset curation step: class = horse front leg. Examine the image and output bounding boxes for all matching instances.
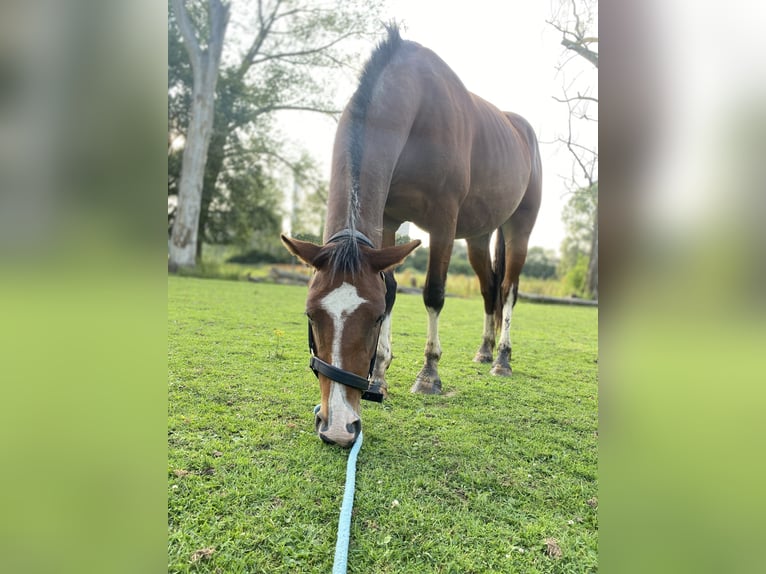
[369,271,397,398]
[411,235,452,395]
[411,306,443,394]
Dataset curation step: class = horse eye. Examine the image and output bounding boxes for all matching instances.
[375,314,385,324]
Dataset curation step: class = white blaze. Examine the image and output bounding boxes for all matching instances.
[320,282,368,414]
[320,282,368,367]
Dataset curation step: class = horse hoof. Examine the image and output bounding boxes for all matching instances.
[410,378,442,394]
[490,363,512,377]
[473,352,493,363]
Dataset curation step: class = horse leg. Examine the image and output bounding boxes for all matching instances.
[491,217,535,376]
[369,271,397,398]
[466,234,496,363]
[411,232,453,394]
[369,227,398,398]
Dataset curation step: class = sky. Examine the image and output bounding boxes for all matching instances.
[277,0,597,252]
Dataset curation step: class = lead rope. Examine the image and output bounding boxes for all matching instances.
[314,405,363,574]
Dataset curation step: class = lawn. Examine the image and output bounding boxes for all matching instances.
[168,276,598,573]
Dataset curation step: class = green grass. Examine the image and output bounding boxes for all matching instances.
[168,276,598,573]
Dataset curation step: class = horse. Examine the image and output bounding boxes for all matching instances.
[281,25,541,447]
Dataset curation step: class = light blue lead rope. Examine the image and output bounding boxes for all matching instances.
[314,405,363,574]
[333,429,363,574]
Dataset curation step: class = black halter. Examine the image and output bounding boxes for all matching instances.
[326,228,376,248]
[307,229,384,403]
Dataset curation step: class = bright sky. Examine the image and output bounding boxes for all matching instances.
[278,0,597,252]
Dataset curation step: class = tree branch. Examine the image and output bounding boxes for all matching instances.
[170,0,203,70]
[252,104,341,119]
[206,0,231,81]
[257,148,307,174]
[560,89,596,188]
[238,0,283,78]
[552,94,599,104]
[561,38,599,68]
[250,31,359,66]
[557,137,599,159]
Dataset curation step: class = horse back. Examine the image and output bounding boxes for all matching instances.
[337,34,539,237]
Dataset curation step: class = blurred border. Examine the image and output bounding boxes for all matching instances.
[0,1,167,572]
[601,0,766,572]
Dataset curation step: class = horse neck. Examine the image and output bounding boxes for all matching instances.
[323,166,380,246]
[325,98,419,246]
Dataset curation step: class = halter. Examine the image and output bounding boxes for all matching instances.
[326,228,376,248]
[307,229,384,403]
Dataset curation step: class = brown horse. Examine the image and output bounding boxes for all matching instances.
[282,25,541,447]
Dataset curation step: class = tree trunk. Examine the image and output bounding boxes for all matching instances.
[195,122,230,258]
[168,0,229,271]
[169,90,216,269]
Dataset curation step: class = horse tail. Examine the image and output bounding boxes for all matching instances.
[492,226,506,335]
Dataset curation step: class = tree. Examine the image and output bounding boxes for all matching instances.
[168,0,383,269]
[559,181,597,295]
[548,0,598,298]
[521,247,560,280]
[291,177,328,240]
[168,0,230,270]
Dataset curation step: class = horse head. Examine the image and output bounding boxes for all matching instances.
[281,233,420,447]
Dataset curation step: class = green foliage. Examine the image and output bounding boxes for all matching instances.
[397,245,429,273]
[521,247,559,279]
[395,240,475,276]
[447,241,474,275]
[205,163,282,248]
[168,0,385,253]
[225,230,293,265]
[292,231,322,245]
[393,233,427,275]
[558,183,597,280]
[169,277,598,572]
[563,253,590,298]
[394,240,559,279]
[290,168,328,239]
[225,250,291,265]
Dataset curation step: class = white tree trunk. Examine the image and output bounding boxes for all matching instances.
[168,0,229,270]
[169,85,216,268]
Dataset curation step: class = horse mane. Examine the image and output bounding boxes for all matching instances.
[329,24,404,275]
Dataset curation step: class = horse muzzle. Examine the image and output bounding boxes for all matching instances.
[315,408,361,448]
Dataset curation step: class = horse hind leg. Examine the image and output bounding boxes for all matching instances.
[466,234,496,363]
[491,219,534,377]
[490,280,517,376]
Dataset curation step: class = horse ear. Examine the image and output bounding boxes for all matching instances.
[281,234,322,267]
[369,240,422,271]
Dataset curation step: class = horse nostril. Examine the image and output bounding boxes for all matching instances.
[346,419,362,439]
[315,411,327,434]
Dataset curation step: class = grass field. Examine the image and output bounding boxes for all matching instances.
[168,276,598,573]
